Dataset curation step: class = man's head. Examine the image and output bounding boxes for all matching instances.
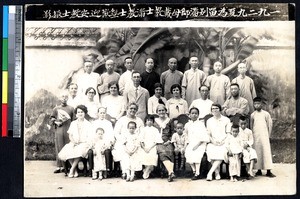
[105,59,115,74]
[213,61,223,74]
[131,71,141,86]
[230,83,240,98]
[124,57,133,71]
[238,62,247,75]
[189,56,198,69]
[145,57,154,72]
[84,61,93,74]
[168,57,177,71]
[199,85,209,100]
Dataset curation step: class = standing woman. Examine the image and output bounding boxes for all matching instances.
[154,104,176,182]
[166,84,189,119]
[58,105,92,178]
[50,90,74,174]
[101,81,126,122]
[206,103,231,181]
[84,87,101,121]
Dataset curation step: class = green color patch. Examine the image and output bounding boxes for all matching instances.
[2,38,8,71]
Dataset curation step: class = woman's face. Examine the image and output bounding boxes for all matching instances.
[87,89,96,100]
[109,84,118,96]
[127,105,138,117]
[154,87,163,97]
[172,87,180,98]
[98,108,106,120]
[76,108,85,119]
[211,106,221,117]
[157,107,166,118]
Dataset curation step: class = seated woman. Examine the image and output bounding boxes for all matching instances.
[206,103,231,181]
[154,104,176,182]
[147,83,168,115]
[58,105,92,178]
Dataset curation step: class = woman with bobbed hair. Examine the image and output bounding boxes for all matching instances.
[58,105,92,178]
[166,84,188,119]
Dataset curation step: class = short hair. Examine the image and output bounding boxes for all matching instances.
[127,121,137,128]
[85,87,96,95]
[231,124,240,129]
[199,85,209,91]
[253,97,262,102]
[131,70,140,77]
[154,83,163,89]
[75,105,88,114]
[170,84,182,94]
[239,115,247,121]
[108,81,120,92]
[145,114,155,123]
[189,107,199,114]
[124,57,133,63]
[97,106,107,113]
[156,104,167,113]
[96,127,104,133]
[127,102,139,110]
[230,83,240,89]
[145,57,154,63]
[211,103,222,111]
[68,82,78,89]
[176,122,184,127]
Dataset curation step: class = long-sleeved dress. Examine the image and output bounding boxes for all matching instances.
[251,110,273,170]
[184,120,210,164]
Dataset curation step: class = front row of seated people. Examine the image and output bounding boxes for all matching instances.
[54,96,275,182]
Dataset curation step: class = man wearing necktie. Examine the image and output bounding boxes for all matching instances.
[123,71,150,121]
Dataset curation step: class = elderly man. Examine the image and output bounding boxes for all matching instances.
[222,83,250,125]
[123,71,150,121]
[98,59,120,102]
[160,57,183,100]
[181,56,206,106]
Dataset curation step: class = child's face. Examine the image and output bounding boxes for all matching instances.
[60,93,68,105]
[213,61,223,73]
[189,109,199,121]
[176,123,184,135]
[96,129,104,139]
[254,101,262,111]
[239,120,247,130]
[154,87,163,97]
[128,124,136,134]
[145,58,154,71]
[238,64,247,75]
[84,62,93,74]
[98,108,106,120]
[231,128,239,137]
[146,119,154,127]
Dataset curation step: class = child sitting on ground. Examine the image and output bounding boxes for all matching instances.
[226,124,243,182]
[171,122,187,173]
[239,116,257,178]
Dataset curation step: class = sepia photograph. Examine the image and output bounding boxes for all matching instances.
[23,3,296,197]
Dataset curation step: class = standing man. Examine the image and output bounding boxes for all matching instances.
[182,56,206,106]
[98,59,120,102]
[118,57,134,95]
[160,57,183,100]
[222,83,250,125]
[140,57,160,96]
[123,71,150,121]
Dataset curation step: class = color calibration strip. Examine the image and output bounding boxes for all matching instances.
[2,5,23,138]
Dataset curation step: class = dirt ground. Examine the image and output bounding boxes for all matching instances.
[24,161,296,197]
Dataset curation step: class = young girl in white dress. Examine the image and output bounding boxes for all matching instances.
[91,128,109,180]
[140,115,162,179]
[122,121,143,182]
[184,107,210,180]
